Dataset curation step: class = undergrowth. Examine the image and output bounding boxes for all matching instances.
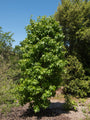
[0,56,20,114]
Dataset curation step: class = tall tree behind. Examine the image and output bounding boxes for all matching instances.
[54,0,90,75]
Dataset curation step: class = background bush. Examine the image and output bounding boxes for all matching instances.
[63,55,90,97]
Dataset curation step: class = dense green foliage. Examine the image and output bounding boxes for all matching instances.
[63,55,90,97]
[54,0,90,74]
[17,16,66,112]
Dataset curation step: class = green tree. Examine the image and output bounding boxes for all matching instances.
[54,0,90,74]
[0,27,14,60]
[17,16,66,112]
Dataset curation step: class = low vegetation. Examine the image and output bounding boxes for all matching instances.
[0,56,20,114]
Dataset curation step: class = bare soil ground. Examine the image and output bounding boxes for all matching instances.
[0,102,70,120]
[0,89,90,120]
[0,98,90,120]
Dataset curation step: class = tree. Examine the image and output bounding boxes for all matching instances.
[54,0,90,74]
[0,27,14,60]
[17,16,66,112]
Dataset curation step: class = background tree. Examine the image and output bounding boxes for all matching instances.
[13,45,22,58]
[54,0,90,75]
[0,27,21,113]
[17,16,66,113]
[0,27,14,60]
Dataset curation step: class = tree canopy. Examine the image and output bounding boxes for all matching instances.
[54,0,90,74]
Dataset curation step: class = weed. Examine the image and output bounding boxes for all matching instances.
[79,98,86,104]
[82,108,87,113]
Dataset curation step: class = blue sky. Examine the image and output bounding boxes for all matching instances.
[0,0,61,47]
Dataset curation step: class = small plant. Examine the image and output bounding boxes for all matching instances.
[85,115,90,120]
[64,94,77,111]
[79,98,86,104]
[83,112,90,120]
[82,108,86,114]
[88,104,90,112]
[87,103,90,113]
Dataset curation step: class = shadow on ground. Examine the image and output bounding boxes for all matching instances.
[20,102,69,119]
[0,102,71,120]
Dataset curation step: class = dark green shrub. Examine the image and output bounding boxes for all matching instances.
[63,55,90,97]
[17,16,66,112]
